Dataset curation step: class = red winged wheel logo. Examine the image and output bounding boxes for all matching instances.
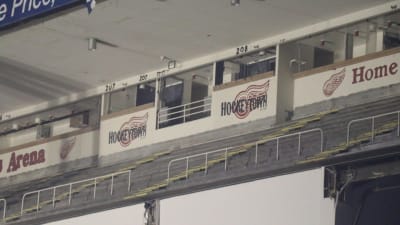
[323,68,345,97]
[60,137,77,160]
[234,80,269,119]
[118,113,148,147]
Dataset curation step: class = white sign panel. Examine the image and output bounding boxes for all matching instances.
[294,51,400,108]
[0,130,98,178]
[161,168,334,225]
[212,76,277,127]
[99,108,156,156]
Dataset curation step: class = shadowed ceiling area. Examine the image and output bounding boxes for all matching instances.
[0,57,89,112]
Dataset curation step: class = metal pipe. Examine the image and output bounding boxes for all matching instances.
[1,199,6,223]
[397,112,399,136]
[320,128,324,152]
[36,191,40,213]
[255,142,259,164]
[111,175,114,195]
[68,184,72,205]
[225,148,228,171]
[186,158,189,179]
[52,187,56,208]
[335,177,353,210]
[205,153,208,175]
[128,170,132,192]
[298,133,301,155]
[347,120,353,145]
[20,194,26,215]
[183,105,186,123]
[276,139,279,160]
[371,117,375,143]
[167,161,172,184]
[93,178,97,200]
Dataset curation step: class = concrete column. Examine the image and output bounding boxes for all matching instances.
[155,74,162,129]
[276,43,296,123]
[223,61,240,84]
[210,62,216,96]
[345,33,354,60]
[376,29,384,51]
[130,85,137,107]
[182,76,193,104]
[366,24,383,53]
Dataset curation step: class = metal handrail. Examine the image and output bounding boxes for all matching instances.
[255,128,324,164]
[159,97,211,113]
[158,109,212,123]
[21,170,132,215]
[0,199,5,223]
[158,97,212,127]
[347,110,400,145]
[167,147,234,184]
[158,103,211,119]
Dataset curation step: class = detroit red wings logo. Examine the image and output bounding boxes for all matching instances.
[60,137,76,160]
[118,113,148,147]
[233,80,269,119]
[323,68,345,97]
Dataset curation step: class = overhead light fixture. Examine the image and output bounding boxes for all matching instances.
[160,56,172,62]
[231,0,240,6]
[12,124,19,130]
[320,39,334,47]
[34,118,41,124]
[139,84,146,89]
[88,37,97,51]
[160,56,176,69]
[168,60,176,69]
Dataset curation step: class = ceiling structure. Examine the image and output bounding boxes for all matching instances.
[0,0,397,115]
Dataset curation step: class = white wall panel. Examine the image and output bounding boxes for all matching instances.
[161,168,335,225]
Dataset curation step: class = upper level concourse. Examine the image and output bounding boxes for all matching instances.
[0,8,399,185]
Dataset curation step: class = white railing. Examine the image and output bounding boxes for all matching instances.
[0,199,5,223]
[157,97,212,128]
[167,147,234,184]
[255,128,324,163]
[21,170,131,215]
[347,110,400,145]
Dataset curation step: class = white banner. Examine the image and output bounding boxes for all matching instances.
[294,51,400,108]
[212,76,277,127]
[99,108,156,156]
[0,130,98,178]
